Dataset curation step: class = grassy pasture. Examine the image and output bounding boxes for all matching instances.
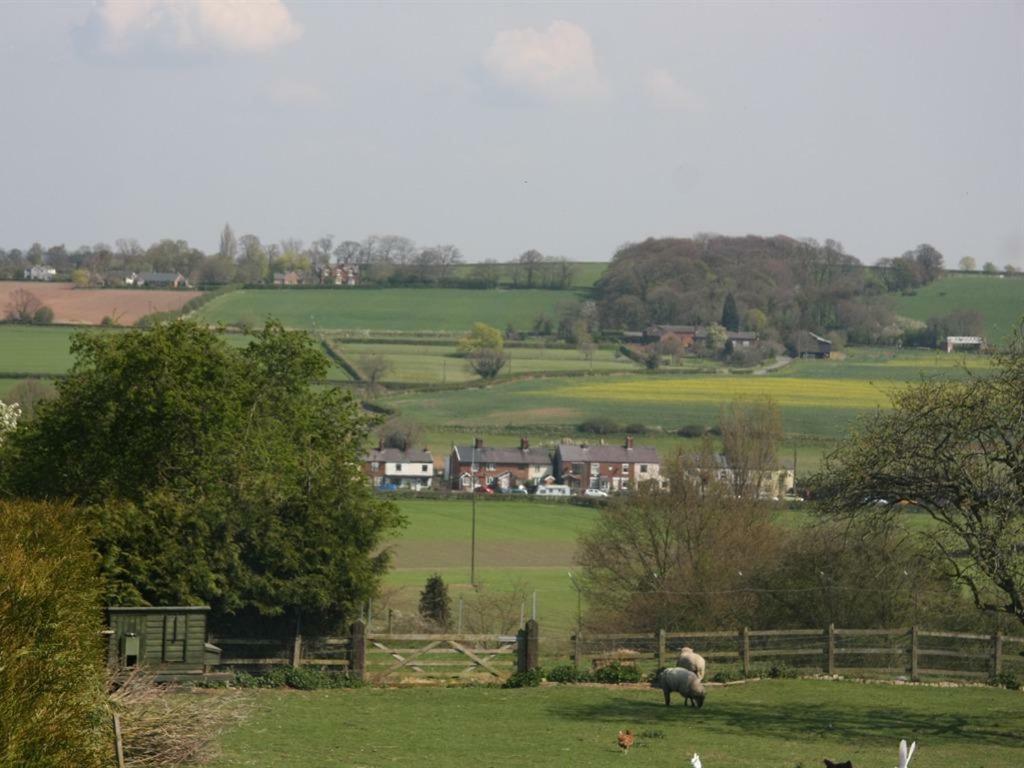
[383,373,891,441]
[208,680,1024,768]
[195,287,584,332]
[340,341,639,384]
[383,499,597,634]
[451,260,608,288]
[0,325,351,382]
[894,273,1024,343]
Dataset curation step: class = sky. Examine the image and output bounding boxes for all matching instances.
[0,1,1021,266]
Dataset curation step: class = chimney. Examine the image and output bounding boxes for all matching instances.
[377,438,383,451]
[474,437,484,450]
[625,435,634,450]
[520,436,529,450]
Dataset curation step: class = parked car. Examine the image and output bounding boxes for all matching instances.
[583,488,609,498]
[474,485,495,495]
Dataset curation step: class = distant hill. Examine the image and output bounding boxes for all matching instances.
[894,274,1024,344]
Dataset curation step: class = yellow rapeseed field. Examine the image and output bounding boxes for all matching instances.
[560,376,896,409]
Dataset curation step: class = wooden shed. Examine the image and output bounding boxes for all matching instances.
[106,606,222,680]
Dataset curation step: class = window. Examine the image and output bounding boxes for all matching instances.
[621,463,629,474]
[371,462,379,471]
[486,463,496,471]
[639,464,648,473]
[590,462,600,476]
[421,464,429,472]
[396,463,403,471]
[572,463,584,475]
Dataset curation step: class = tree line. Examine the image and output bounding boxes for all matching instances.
[0,226,576,289]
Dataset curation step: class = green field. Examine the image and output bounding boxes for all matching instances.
[195,287,586,332]
[0,325,350,382]
[894,273,1024,342]
[208,680,1024,768]
[382,499,596,635]
[339,341,640,384]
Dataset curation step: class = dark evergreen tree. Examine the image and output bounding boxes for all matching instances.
[418,573,451,628]
[721,292,740,331]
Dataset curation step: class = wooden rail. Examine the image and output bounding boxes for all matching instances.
[570,625,1023,681]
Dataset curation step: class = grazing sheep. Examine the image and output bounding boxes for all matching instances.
[651,667,706,708]
[675,646,706,680]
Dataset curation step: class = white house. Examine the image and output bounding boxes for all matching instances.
[23,265,56,281]
[364,446,434,490]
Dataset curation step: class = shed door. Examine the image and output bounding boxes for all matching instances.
[162,613,188,663]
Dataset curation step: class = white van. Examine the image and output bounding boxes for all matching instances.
[534,484,572,497]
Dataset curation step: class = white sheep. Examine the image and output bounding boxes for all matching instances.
[651,667,706,708]
[675,646,706,680]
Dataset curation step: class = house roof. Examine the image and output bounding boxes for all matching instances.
[807,331,832,345]
[365,448,433,463]
[138,272,183,283]
[555,443,660,464]
[451,445,552,465]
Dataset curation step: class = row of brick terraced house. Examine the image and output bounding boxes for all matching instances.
[363,436,662,493]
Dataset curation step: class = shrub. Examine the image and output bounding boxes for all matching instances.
[502,668,544,688]
[677,424,708,438]
[0,501,109,768]
[578,417,620,435]
[711,669,742,684]
[232,668,359,690]
[546,664,593,684]
[753,662,798,679]
[32,305,54,324]
[592,662,643,684]
[990,672,1020,690]
[623,422,648,435]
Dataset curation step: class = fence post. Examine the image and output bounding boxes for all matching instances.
[910,626,919,680]
[993,631,1003,677]
[291,632,303,668]
[517,620,540,673]
[826,623,835,676]
[387,608,393,635]
[741,626,750,677]
[349,619,366,681]
[657,629,666,669]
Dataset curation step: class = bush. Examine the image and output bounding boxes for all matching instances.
[32,305,54,324]
[753,662,798,679]
[710,669,742,684]
[502,668,544,688]
[592,662,643,684]
[0,501,109,768]
[232,668,359,690]
[623,422,648,435]
[578,417,620,435]
[677,424,708,438]
[546,664,593,684]
[990,672,1020,690]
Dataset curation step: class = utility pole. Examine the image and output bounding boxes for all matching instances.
[470,441,477,586]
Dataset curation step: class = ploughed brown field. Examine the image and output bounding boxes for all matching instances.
[0,281,201,325]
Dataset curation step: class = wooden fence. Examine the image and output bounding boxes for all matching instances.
[570,625,1024,681]
[211,620,538,682]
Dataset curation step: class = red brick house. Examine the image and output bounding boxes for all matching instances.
[447,437,553,491]
[553,436,661,492]
[319,263,360,286]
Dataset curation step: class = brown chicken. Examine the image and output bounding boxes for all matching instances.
[617,730,635,754]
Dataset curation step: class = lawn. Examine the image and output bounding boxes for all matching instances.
[0,325,88,375]
[195,287,585,332]
[339,341,639,384]
[894,273,1024,343]
[207,679,1024,768]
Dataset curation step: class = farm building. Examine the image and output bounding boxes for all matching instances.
[447,437,552,491]
[106,605,222,681]
[273,270,303,286]
[644,324,758,349]
[554,436,661,493]
[136,271,190,289]
[364,445,434,490]
[795,330,832,358]
[945,335,986,353]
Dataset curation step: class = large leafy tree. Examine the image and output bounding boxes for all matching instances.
[812,325,1024,627]
[1,320,403,633]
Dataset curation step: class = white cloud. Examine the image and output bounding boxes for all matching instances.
[81,0,302,58]
[643,69,702,112]
[483,20,608,104]
[267,77,325,107]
